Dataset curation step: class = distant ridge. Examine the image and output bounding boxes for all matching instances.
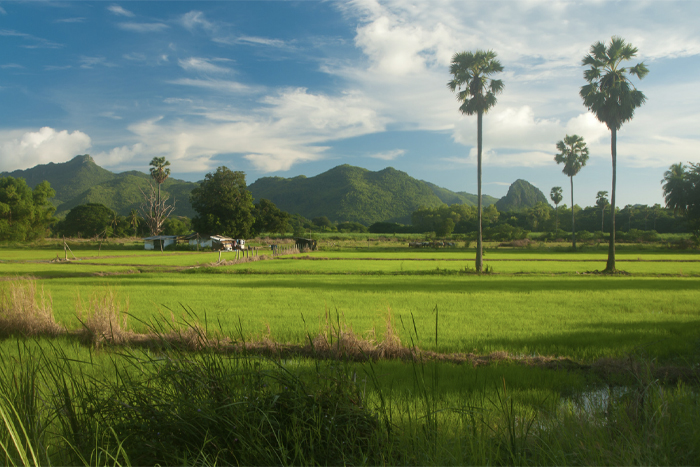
[1,155,198,218]
[495,179,549,212]
[4,157,541,224]
[248,164,498,225]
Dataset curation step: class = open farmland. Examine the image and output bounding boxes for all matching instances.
[2,241,699,361]
[1,239,699,465]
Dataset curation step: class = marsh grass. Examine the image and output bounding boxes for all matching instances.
[0,278,61,338]
[75,289,131,348]
[0,329,698,466]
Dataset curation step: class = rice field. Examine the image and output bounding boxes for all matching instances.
[2,242,699,362]
[1,239,699,465]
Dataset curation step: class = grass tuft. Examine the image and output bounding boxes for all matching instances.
[76,289,131,348]
[0,278,61,338]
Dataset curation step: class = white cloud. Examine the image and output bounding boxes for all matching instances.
[168,78,255,94]
[236,36,287,48]
[123,52,146,61]
[94,143,142,167]
[55,17,85,23]
[328,0,700,172]
[118,22,168,33]
[0,28,62,48]
[181,11,214,32]
[178,57,231,74]
[99,112,122,120]
[0,6,6,15]
[95,88,384,173]
[107,5,134,17]
[1,63,23,69]
[0,127,91,171]
[368,149,405,160]
[79,56,116,69]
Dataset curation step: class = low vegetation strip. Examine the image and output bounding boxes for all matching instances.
[1,278,697,387]
[276,255,700,262]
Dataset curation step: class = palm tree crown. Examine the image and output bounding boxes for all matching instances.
[580,36,649,131]
[596,191,609,209]
[550,187,563,206]
[448,51,504,116]
[149,157,171,185]
[555,135,589,177]
[662,163,688,215]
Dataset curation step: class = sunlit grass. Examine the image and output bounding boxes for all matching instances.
[20,273,698,362]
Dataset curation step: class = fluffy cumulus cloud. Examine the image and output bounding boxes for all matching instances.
[334,0,700,168]
[0,127,91,171]
[94,88,384,173]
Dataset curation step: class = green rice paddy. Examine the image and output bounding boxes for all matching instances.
[2,242,699,363]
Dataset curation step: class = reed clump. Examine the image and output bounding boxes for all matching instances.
[76,288,131,348]
[0,278,61,338]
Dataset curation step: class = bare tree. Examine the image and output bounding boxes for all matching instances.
[139,181,176,238]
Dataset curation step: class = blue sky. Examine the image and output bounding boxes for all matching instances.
[1,0,699,209]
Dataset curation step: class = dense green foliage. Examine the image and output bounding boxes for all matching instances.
[495,179,549,212]
[253,198,290,234]
[55,203,117,238]
[401,200,688,240]
[662,162,700,236]
[249,165,495,225]
[0,177,56,241]
[190,167,255,238]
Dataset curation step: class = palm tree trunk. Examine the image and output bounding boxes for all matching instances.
[606,128,617,271]
[601,207,605,233]
[570,176,576,249]
[476,111,483,272]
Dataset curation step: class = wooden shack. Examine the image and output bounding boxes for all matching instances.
[143,235,178,250]
[294,237,317,251]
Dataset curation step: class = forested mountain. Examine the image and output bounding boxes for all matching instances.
[1,155,197,218]
[4,157,515,225]
[248,165,497,225]
[495,179,549,212]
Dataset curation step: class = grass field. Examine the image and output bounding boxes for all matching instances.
[1,239,699,465]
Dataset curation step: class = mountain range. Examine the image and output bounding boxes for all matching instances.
[3,155,547,225]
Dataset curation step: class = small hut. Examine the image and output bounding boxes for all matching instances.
[294,237,317,251]
[143,235,178,250]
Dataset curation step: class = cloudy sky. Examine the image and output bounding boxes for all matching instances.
[1,0,699,208]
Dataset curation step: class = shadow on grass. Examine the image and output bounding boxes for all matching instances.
[56,275,700,294]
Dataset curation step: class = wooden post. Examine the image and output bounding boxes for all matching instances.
[218,250,221,263]
[63,236,67,260]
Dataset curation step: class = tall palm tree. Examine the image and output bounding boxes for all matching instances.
[661,163,688,216]
[580,36,648,272]
[448,50,504,272]
[555,135,589,249]
[149,157,171,209]
[128,209,140,237]
[550,187,563,233]
[596,190,609,233]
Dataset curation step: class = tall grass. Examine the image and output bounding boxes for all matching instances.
[0,278,61,338]
[1,332,697,466]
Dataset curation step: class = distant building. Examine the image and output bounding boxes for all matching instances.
[143,235,178,250]
[294,237,317,251]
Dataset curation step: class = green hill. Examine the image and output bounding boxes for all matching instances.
[4,157,519,224]
[248,165,496,225]
[2,155,197,218]
[495,179,549,212]
[424,181,499,207]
